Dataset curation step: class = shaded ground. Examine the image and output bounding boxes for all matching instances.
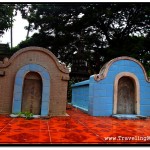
[0,106,150,145]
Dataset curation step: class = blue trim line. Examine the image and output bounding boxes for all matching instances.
[13,64,50,116]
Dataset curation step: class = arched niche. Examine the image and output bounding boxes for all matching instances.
[113,72,140,115]
[12,64,50,116]
[22,72,42,115]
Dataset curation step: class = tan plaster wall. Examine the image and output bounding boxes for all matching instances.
[0,47,69,116]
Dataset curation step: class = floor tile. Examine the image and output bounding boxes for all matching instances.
[0,107,150,144]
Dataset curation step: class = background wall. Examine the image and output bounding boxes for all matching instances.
[71,80,89,112]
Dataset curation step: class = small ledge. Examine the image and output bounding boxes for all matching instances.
[71,80,89,87]
[72,104,88,113]
[112,114,147,120]
[0,70,5,76]
[61,76,70,81]
[10,114,41,118]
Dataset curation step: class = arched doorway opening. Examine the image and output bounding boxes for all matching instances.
[117,77,135,114]
[113,72,140,115]
[13,64,50,116]
[21,72,42,115]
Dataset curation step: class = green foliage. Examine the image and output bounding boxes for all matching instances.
[15,111,33,120]
[17,111,24,117]
[67,78,75,103]
[0,4,17,37]
[147,70,150,77]
[24,112,33,120]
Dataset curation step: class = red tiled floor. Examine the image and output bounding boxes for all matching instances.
[1,106,150,144]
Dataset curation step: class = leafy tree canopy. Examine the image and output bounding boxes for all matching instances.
[0,4,17,37]
[13,3,150,74]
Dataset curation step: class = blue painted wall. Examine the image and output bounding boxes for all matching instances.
[71,80,89,111]
[72,59,150,116]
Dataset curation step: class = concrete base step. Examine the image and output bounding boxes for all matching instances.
[112,114,147,120]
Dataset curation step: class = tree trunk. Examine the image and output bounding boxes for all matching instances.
[10,15,13,49]
[26,22,31,40]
